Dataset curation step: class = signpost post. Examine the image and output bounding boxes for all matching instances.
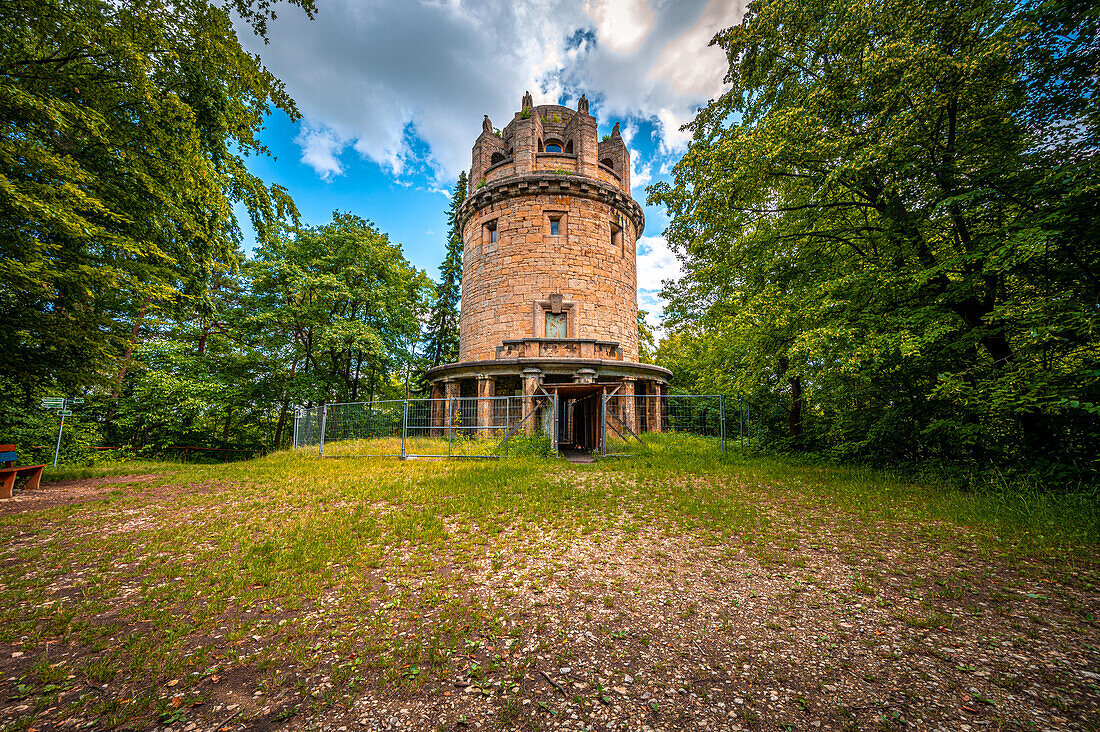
[41,397,83,467]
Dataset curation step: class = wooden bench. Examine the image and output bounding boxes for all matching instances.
[0,444,45,499]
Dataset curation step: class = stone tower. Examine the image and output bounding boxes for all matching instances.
[426,93,670,450]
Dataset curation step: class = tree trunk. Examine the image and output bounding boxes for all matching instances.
[777,355,804,445]
[273,399,290,448]
[106,300,149,425]
[789,375,804,444]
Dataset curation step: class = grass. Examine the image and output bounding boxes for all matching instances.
[317,432,552,458]
[0,434,1096,729]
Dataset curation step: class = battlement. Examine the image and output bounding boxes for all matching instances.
[470,93,630,195]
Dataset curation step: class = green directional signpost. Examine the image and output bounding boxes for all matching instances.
[41,397,84,467]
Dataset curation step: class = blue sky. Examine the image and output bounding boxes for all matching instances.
[236,0,745,323]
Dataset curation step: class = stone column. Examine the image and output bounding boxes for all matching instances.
[444,378,460,439]
[653,381,666,433]
[620,378,636,436]
[572,107,599,179]
[430,381,445,437]
[644,381,659,434]
[521,367,543,435]
[477,374,495,438]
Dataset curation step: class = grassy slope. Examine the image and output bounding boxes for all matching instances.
[0,436,1096,729]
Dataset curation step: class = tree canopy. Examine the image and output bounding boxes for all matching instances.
[246,212,434,408]
[0,0,314,397]
[650,0,1099,478]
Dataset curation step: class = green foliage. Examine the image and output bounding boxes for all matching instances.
[421,173,467,377]
[650,0,1100,481]
[0,0,313,395]
[2,211,433,460]
[246,212,434,406]
[504,432,553,457]
[0,380,108,466]
[637,310,657,363]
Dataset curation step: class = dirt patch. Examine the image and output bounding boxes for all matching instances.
[0,474,171,515]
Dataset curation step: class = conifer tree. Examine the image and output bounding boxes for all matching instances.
[422,171,467,369]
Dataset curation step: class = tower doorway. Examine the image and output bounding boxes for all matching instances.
[549,384,604,452]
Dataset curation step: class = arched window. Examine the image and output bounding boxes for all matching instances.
[564,140,574,154]
[490,151,505,165]
[544,138,564,153]
[600,157,615,169]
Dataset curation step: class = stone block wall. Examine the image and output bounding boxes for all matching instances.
[459,187,640,363]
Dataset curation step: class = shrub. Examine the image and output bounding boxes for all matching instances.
[504,432,553,457]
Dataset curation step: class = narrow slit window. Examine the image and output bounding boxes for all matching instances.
[485,219,498,245]
[550,217,560,236]
[611,222,623,255]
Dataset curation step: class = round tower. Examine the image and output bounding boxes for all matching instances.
[426,93,670,450]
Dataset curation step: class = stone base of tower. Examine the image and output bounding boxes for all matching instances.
[425,356,671,451]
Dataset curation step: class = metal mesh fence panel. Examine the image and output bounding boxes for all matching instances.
[602,394,727,455]
[312,395,558,458]
[294,391,736,458]
[321,400,406,457]
[292,407,323,450]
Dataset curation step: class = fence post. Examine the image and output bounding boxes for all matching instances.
[319,404,327,457]
[447,397,453,458]
[401,399,409,459]
[553,392,560,456]
[739,398,744,455]
[599,392,606,455]
[719,394,726,454]
[292,409,299,450]
[504,398,510,458]
[746,400,751,451]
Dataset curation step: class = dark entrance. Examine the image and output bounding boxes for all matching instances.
[548,384,604,452]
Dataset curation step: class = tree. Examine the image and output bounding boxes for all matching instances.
[245,213,434,409]
[637,310,657,363]
[650,0,1099,475]
[0,0,313,397]
[422,171,467,371]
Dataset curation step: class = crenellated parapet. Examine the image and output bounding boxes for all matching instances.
[597,122,630,192]
[470,93,631,196]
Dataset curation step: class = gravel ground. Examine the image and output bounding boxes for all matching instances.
[273,525,1099,732]
[0,472,1096,732]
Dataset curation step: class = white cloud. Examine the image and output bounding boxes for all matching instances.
[630,156,652,198]
[655,107,695,157]
[583,0,654,53]
[636,234,682,298]
[649,0,742,99]
[240,0,744,183]
[295,124,348,179]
